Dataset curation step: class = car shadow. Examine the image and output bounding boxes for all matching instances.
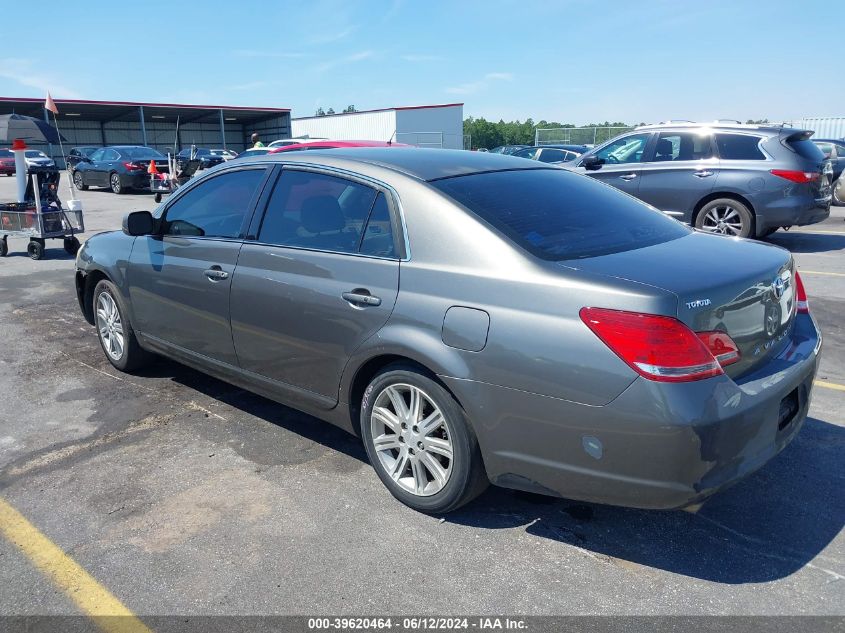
[447,415,844,584]
[3,247,76,260]
[766,230,845,253]
[134,359,843,585]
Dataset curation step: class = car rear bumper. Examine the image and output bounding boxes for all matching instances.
[443,312,821,509]
[0,165,14,175]
[757,195,830,233]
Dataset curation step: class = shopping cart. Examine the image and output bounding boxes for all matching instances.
[0,166,84,260]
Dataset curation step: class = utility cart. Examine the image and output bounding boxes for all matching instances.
[0,166,84,260]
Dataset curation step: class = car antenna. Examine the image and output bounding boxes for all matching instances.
[387,129,396,146]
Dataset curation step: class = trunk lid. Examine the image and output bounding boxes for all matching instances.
[565,232,796,378]
[781,130,832,200]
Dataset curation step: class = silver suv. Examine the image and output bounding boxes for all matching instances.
[569,121,832,238]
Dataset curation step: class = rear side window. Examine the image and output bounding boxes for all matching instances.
[715,134,766,160]
[432,169,690,261]
[258,170,382,254]
[162,168,266,238]
[654,132,713,161]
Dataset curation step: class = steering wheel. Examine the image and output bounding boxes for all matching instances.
[605,154,620,164]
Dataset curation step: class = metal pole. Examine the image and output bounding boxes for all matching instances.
[219,109,226,149]
[139,106,148,146]
[43,107,54,163]
[99,121,106,146]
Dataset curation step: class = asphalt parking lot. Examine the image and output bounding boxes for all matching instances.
[0,173,843,618]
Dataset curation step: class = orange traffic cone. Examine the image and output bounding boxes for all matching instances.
[148,160,158,175]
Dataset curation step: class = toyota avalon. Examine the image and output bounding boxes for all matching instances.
[74,149,821,513]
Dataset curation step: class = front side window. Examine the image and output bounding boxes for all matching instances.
[514,148,539,160]
[592,133,650,165]
[433,168,689,261]
[653,132,713,161]
[162,168,266,238]
[258,170,394,255]
[715,134,766,160]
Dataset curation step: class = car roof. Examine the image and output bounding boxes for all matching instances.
[249,147,547,181]
[635,121,807,135]
[269,140,410,152]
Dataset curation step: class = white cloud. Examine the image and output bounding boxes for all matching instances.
[0,58,83,99]
[401,54,444,62]
[314,50,374,73]
[445,72,513,95]
[310,26,358,45]
[232,50,306,59]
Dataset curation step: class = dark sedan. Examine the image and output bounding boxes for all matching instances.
[74,149,819,514]
[176,147,227,170]
[489,144,530,155]
[72,146,168,194]
[512,144,587,163]
[66,146,100,173]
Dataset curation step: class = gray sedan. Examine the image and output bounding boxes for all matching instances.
[74,149,821,514]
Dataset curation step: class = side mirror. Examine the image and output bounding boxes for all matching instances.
[122,210,155,236]
[582,155,605,171]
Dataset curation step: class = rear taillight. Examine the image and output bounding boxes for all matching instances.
[794,271,809,314]
[123,161,140,170]
[580,307,726,382]
[696,331,741,367]
[770,169,819,184]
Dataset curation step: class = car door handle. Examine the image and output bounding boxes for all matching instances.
[693,170,714,178]
[618,173,637,181]
[204,266,229,282]
[342,291,382,307]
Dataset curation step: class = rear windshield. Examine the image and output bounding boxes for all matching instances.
[0,149,13,157]
[124,147,165,159]
[788,139,826,161]
[432,169,690,261]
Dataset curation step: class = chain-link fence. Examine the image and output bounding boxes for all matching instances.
[535,126,633,147]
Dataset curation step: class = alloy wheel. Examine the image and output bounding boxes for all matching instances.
[96,292,125,361]
[701,205,744,235]
[369,383,454,497]
[110,174,121,193]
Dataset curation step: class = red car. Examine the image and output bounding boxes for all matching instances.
[0,149,16,176]
[268,140,410,154]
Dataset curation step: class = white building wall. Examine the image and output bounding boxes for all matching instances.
[395,105,464,149]
[791,117,845,140]
[291,110,396,142]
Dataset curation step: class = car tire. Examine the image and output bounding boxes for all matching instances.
[110,172,124,194]
[73,170,88,191]
[695,198,754,238]
[64,236,81,256]
[360,363,488,514]
[92,279,152,372]
[833,180,845,207]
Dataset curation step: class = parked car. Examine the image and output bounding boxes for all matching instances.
[66,146,100,173]
[176,147,226,170]
[75,149,819,514]
[211,148,238,161]
[511,145,587,164]
[72,146,168,194]
[268,140,410,153]
[233,147,270,160]
[489,145,530,155]
[268,137,329,148]
[567,122,832,238]
[812,138,845,183]
[0,149,15,175]
[24,150,55,169]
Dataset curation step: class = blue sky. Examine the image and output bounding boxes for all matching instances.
[1,0,841,124]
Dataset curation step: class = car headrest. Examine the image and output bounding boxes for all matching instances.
[656,138,673,156]
[301,196,345,234]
